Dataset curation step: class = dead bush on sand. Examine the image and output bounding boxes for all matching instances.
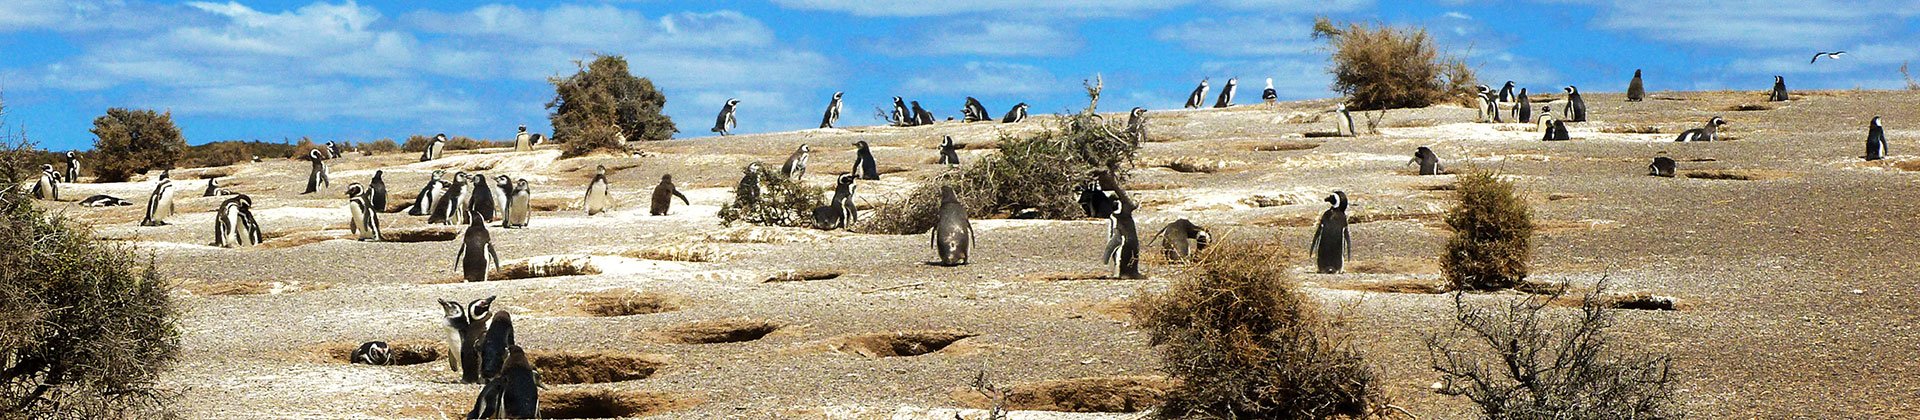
[1442,170,1534,291]
[717,164,828,228]
[953,375,1178,413]
[1315,18,1476,110]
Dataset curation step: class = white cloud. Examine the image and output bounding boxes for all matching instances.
[874,20,1081,57]
[0,0,72,31]
[1571,0,1920,51]
[1154,16,1317,56]
[903,62,1064,96]
[769,0,1193,17]
[1217,0,1373,12]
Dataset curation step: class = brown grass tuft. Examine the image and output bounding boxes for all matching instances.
[1442,170,1534,291]
[952,376,1178,413]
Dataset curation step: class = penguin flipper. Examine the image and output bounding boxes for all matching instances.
[672,189,689,205]
[486,243,500,270]
[1309,227,1324,255]
[1343,230,1352,260]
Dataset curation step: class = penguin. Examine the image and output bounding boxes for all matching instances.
[455,211,500,283]
[1001,103,1028,123]
[1482,85,1504,123]
[326,141,343,159]
[712,98,740,136]
[1184,78,1209,109]
[963,97,990,123]
[1513,88,1532,123]
[1153,218,1210,263]
[370,170,388,213]
[467,345,540,419]
[301,149,329,194]
[201,178,232,197]
[430,173,471,225]
[212,194,259,247]
[1077,181,1116,218]
[514,125,534,151]
[1126,107,1149,144]
[649,174,690,216]
[469,172,499,222]
[438,296,495,384]
[30,164,57,201]
[891,96,911,127]
[351,341,392,366]
[1498,81,1515,103]
[820,92,844,129]
[1309,191,1351,274]
[734,162,764,207]
[1409,146,1444,175]
[1262,78,1278,105]
[1097,170,1143,279]
[346,183,382,242]
[63,151,80,183]
[1213,77,1237,108]
[938,136,962,166]
[1539,106,1570,141]
[477,310,515,380]
[1648,156,1677,177]
[812,174,857,230]
[583,165,612,216]
[1866,116,1888,161]
[1769,76,1790,102]
[503,179,531,229]
[931,185,973,266]
[782,144,811,180]
[422,133,447,162]
[1563,86,1587,122]
[1474,85,1494,123]
[140,171,177,226]
[1335,103,1357,137]
[851,140,879,180]
[1673,116,1726,142]
[79,195,132,207]
[1627,70,1646,102]
[410,170,446,216]
[911,101,934,126]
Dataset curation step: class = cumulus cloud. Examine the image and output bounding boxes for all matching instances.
[1571,0,1920,51]
[1154,16,1318,56]
[903,62,1064,96]
[870,20,1081,57]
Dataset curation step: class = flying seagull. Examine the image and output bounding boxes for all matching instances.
[1811,51,1847,63]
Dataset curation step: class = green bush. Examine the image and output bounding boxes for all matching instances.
[358,138,400,155]
[89,108,187,182]
[717,164,826,227]
[1441,170,1533,291]
[1314,18,1477,111]
[548,54,675,157]
[1131,236,1382,419]
[399,135,509,153]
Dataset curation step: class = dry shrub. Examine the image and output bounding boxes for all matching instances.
[661,319,782,344]
[1314,17,1476,110]
[1130,236,1381,419]
[625,242,731,262]
[828,330,977,358]
[1598,125,1662,134]
[717,165,828,227]
[89,108,187,182]
[182,140,296,168]
[1426,282,1681,419]
[358,138,400,155]
[577,290,680,317]
[400,134,510,152]
[1442,170,1533,291]
[529,352,665,384]
[540,390,696,419]
[322,339,443,366]
[953,376,1177,413]
[549,54,675,157]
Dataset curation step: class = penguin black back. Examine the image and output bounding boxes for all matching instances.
[456,213,499,283]
[1866,116,1888,161]
[1564,86,1588,122]
[1769,76,1790,102]
[650,174,689,216]
[351,341,392,365]
[1410,146,1444,175]
[1156,218,1209,263]
[821,91,843,129]
[1649,156,1677,177]
[478,310,515,380]
[1514,88,1532,123]
[1310,191,1351,274]
[851,140,879,180]
[1627,70,1645,102]
[370,170,388,212]
[931,185,973,266]
[1077,182,1116,218]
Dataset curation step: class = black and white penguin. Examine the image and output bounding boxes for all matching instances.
[79,195,132,207]
[1648,156,1677,177]
[938,136,962,166]
[649,174,689,216]
[1474,85,1494,123]
[1479,85,1503,123]
[583,165,612,216]
[1097,170,1142,279]
[469,172,499,222]
[1673,116,1726,142]
[410,170,446,216]
[370,170,388,213]
[513,125,533,152]
[422,133,447,162]
[467,345,539,419]
[782,144,811,180]
[212,194,259,247]
[1155,218,1210,263]
[891,96,911,127]
[301,149,329,194]
[140,171,177,226]
[346,183,382,242]
[734,162,764,207]
[1563,86,1587,122]
[1539,106,1570,141]
[1335,103,1357,137]
[712,98,740,136]
[477,310,515,381]
[438,296,495,383]
[851,140,879,180]
[1513,88,1532,123]
[821,91,844,129]
[30,164,57,201]
[911,101,934,126]
[1126,107,1149,144]
[812,174,857,230]
[351,341,392,365]
[430,173,471,225]
[1769,76,1790,102]
[1078,181,1116,219]
[201,178,232,197]
[1498,81,1516,103]
[1409,146,1444,175]
[963,97,990,123]
[1866,116,1888,161]
[1184,78,1209,109]
[1309,191,1351,274]
[63,151,80,183]
[1213,78,1237,108]
[1262,78,1278,105]
[455,212,499,283]
[931,185,973,266]
[1001,103,1028,123]
[503,179,531,229]
[1627,70,1645,102]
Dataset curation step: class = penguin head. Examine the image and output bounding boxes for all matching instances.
[798,144,810,153]
[595,164,607,175]
[1131,107,1146,118]
[435,133,447,141]
[466,296,496,322]
[1226,78,1237,85]
[660,174,673,183]
[1416,146,1434,158]
[838,173,855,186]
[1503,81,1515,89]
[942,135,955,147]
[1564,86,1577,93]
[158,170,171,181]
[345,183,364,197]
[372,170,383,181]
[1872,116,1882,127]
[1325,191,1348,211]
[1015,103,1028,109]
[939,185,960,203]
[430,169,445,180]
[515,179,529,190]
[1476,85,1490,94]
[66,151,76,158]
[1708,116,1726,127]
[832,91,843,99]
[308,149,322,159]
[1518,87,1527,95]
[41,164,52,171]
[726,98,740,106]
[1634,69,1642,77]
[438,299,466,320]
[854,140,869,149]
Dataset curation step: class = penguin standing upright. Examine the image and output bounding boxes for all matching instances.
[931,185,973,266]
[584,165,612,216]
[782,144,811,180]
[1097,170,1143,279]
[477,310,515,381]
[911,101,934,125]
[1648,156,1677,177]
[1409,146,1444,175]
[468,345,540,419]
[1480,85,1503,123]
[455,212,500,283]
[649,174,690,216]
[438,296,495,384]
[1866,116,1888,161]
[430,173,471,225]
[1078,181,1117,219]
[1184,78,1210,109]
[63,151,80,183]
[1335,104,1357,137]
[1213,78,1237,108]
[1474,85,1494,123]
[1540,106,1571,141]
[503,179,531,228]
[302,149,329,194]
[1498,81,1516,103]
[422,133,447,162]
[140,171,177,226]
[369,170,388,212]
[1261,78,1278,105]
[1564,86,1587,122]
[1673,116,1726,142]
[820,92,844,129]
[734,162,764,207]
[474,172,503,222]
[712,98,740,136]
[346,183,382,242]
[1154,219,1210,263]
[851,141,879,180]
[30,164,57,201]
[410,170,445,216]
[1309,191,1351,274]
[326,141,342,159]
[938,136,962,166]
[812,174,857,230]
[1001,103,1028,123]
[1627,70,1646,102]
[1126,107,1149,144]
[891,97,911,127]
[963,97,990,123]
[1513,88,1532,123]
[212,194,257,247]
[1769,76,1790,102]
[514,125,534,152]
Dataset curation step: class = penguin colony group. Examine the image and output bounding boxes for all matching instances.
[17,71,1900,418]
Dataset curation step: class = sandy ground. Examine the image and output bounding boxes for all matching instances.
[31,89,1920,419]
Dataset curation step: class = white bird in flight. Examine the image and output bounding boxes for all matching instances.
[1811,51,1847,63]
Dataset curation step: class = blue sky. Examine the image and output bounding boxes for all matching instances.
[2,0,1917,151]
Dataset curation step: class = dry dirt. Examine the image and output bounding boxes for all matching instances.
[34,90,1920,418]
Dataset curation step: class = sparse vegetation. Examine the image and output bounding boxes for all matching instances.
[1313,17,1476,111]
[180,140,298,168]
[1903,62,1919,91]
[717,165,828,227]
[399,134,510,152]
[357,138,400,155]
[1426,282,1681,419]
[1442,170,1534,291]
[548,54,676,157]
[1130,236,1382,419]
[89,107,188,182]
